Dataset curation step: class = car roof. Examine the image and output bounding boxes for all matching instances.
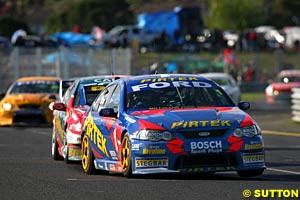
[199,73,232,79]
[16,76,60,82]
[278,69,300,77]
[76,75,130,84]
[122,74,210,84]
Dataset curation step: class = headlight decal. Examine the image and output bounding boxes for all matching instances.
[239,115,254,127]
[137,119,165,131]
[166,138,187,154]
[226,135,244,152]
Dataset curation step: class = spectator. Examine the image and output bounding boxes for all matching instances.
[247,29,257,51]
[73,25,80,33]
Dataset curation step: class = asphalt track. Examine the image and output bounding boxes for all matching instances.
[0,102,299,200]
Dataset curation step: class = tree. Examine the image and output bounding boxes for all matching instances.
[265,0,300,27]
[45,0,135,33]
[205,0,265,31]
[0,17,29,38]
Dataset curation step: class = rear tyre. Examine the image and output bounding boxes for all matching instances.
[237,169,264,178]
[81,134,96,174]
[121,133,132,178]
[63,136,70,164]
[51,131,62,160]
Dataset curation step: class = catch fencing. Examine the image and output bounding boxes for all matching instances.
[0,47,131,92]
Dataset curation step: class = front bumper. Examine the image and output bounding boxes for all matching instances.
[130,136,266,175]
[0,108,53,126]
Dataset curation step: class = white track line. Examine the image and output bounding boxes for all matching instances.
[267,167,300,175]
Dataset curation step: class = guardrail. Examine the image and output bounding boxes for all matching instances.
[291,88,300,122]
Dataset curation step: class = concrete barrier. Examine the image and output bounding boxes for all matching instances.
[291,88,300,122]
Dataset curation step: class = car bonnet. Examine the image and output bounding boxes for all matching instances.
[128,107,254,131]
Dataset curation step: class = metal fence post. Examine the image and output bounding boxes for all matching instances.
[35,48,42,76]
[111,48,116,75]
[55,50,61,78]
[12,47,20,80]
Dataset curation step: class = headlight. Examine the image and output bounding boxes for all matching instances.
[135,129,175,142]
[265,86,273,96]
[2,102,13,111]
[233,125,259,138]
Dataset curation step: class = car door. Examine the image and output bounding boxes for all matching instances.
[55,81,76,142]
[89,84,123,160]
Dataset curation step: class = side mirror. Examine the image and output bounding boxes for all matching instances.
[238,101,250,111]
[0,93,5,101]
[51,102,67,111]
[99,108,116,118]
[48,94,57,100]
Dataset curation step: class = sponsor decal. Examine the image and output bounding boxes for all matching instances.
[109,164,116,171]
[242,154,264,164]
[94,78,112,83]
[131,77,212,92]
[84,113,109,157]
[140,77,199,83]
[135,157,168,168]
[190,140,223,154]
[91,85,105,91]
[142,148,166,155]
[171,120,231,129]
[132,144,140,151]
[68,147,81,157]
[125,116,136,123]
[244,143,263,151]
[109,151,118,160]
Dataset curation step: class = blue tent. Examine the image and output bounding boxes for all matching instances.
[137,11,180,43]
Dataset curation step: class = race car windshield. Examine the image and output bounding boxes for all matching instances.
[277,76,300,83]
[74,85,107,106]
[126,86,233,110]
[10,81,59,94]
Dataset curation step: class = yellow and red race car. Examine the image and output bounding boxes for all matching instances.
[0,76,60,126]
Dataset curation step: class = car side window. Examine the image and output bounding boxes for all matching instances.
[62,82,75,105]
[92,84,116,111]
[73,85,83,107]
[106,85,120,113]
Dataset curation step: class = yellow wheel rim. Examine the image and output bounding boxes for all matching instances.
[82,135,89,171]
[121,137,130,172]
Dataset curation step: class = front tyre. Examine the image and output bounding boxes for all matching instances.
[237,169,264,178]
[121,133,132,178]
[81,134,96,174]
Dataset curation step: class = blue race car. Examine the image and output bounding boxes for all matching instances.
[82,74,265,178]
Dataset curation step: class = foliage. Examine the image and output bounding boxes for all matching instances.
[0,17,30,38]
[205,0,265,30]
[4,0,300,35]
[44,0,134,33]
[265,0,300,27]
